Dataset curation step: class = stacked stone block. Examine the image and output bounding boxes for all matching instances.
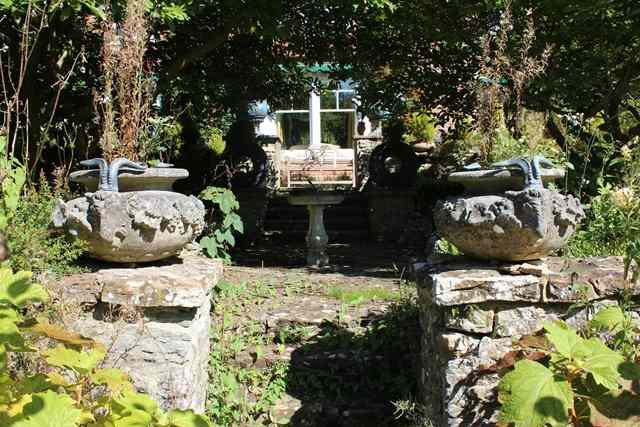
[49,257,222,413]
[416,256,637,426]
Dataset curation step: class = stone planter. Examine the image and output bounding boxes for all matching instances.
[70,167,188,192]
[56,159,204,263]
[434,159,584,261]
[53,190,205,263]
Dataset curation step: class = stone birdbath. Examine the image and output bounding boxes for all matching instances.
[288,190,345,267]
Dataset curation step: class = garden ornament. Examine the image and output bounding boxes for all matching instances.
[491,155,555,190]
[80,157,146,192]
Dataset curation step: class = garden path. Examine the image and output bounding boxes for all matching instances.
[213,238,424,426]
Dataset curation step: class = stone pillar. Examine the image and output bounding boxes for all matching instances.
[306,205,329,267]
[49,257,222,413]
[309,89,322,149]
[415,256,636,426]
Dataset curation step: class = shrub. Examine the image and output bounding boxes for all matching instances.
[6,179,86,276]
[198,186,243,262]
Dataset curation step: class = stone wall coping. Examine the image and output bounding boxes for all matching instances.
[48,256,223,308]
[417,256,632,306]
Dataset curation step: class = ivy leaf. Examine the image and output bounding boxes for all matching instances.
[590,306,625,332]
[0,269,48,307]
[111,389,158,418]
[10,390,82,427]
[498,360,573,427]
[43,345,105,374]
[0,308,29,351]
[543,320,582,359]
[575,338,624,390]
[199,236,219,259]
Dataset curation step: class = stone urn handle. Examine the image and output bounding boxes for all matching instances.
[491,155,555,190]
[80,158,146,192]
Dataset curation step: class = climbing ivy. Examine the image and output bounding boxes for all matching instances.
[0,267,213,427]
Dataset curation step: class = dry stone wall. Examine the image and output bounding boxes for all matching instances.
[415,256,638,426]
[49,256,222,413]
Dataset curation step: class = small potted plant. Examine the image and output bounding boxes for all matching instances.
[53,0,204,263]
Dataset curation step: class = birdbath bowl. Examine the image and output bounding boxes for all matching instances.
[288,191,345,267]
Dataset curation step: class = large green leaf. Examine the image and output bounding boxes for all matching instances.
[0,308,28,351]
[0,269,48,308]
[161,409,213,427]
[575,338,624,390]
[543,320,582,360]
[498,360,573,427]
[91,368,133,394]
[590,306,625,332]
[23,320,97,347]
[10,390,82,427]
[42,346,105,374]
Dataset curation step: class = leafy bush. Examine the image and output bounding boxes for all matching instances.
[0,267,212,426]
[498,310,640,426]
[567,140,640,266]
[6,179,86,276]
[198,187,243,262]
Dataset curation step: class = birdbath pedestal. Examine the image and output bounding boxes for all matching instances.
[288,191,345,267]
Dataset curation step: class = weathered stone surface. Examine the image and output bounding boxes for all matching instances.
[416,256,634,427]
[53,190,205,263]
[50,257,222,307]
[545,256,631,301]
[72,302,211,412]
[70,167,188,192]
[494,305,559,337]
[445,305,494,334]
[429,268,541,305]
[49,257,222,413]
[434,188,584,261]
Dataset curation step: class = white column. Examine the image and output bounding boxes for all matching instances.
[309,89,321,149]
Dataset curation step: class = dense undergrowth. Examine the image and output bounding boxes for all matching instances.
[6,179,87,276]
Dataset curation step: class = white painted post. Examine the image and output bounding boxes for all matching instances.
[309,90,321,149]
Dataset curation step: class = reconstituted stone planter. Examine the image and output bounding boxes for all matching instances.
[414,256,638,427]
[53,190,205,263]
[435,161,584,261]
[48,256,222,413]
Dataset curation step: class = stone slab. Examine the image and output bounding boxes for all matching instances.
[418,256,634,307]
[429,269,541,306]
[50,257,222,307]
